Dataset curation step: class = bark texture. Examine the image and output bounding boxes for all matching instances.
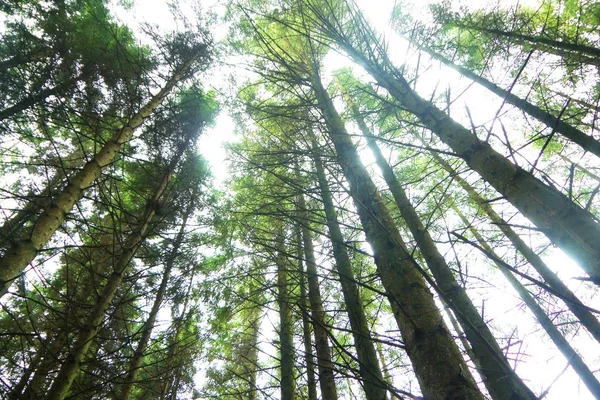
[312,144,388,400]
[310,70,484,400]
[276,231,296,400]
[0,56,197,297]
[297,194,338,400]
[297,228,318,400]
[346,98,536,400]
[339,40,600,284]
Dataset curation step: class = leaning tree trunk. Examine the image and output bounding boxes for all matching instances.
[116,199,193,400]
[275,230,296,400]
[311,142,389,400]
[296,228,318,400]
[159,274,195,400]
[430,151,600,344]
[409,43,600,158]
[451,23,600,68]
[45,142,187,399]
[341,92,537,400]
[331,29,600,284]
[296,194,338,400]
[0,54,199,297]
[309,68,484,400]
[454,206,600,398]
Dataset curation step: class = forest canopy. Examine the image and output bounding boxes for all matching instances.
[0,0,599,399]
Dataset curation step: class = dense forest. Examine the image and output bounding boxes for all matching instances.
[0,0,599,399]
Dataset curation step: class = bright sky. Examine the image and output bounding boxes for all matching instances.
[113,0,599,398]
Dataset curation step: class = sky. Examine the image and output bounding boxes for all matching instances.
[110,0,599,398]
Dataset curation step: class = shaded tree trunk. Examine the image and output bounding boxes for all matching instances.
[343,94,537,400]
[297,193,338,400]
[45,140,188,399]
[309,68,484,400]
[454,206,600,398]
[330,25,600,284]
[276,230,296,400]
[431,151,600,344]
[116,200,193,400]
[296,228,318,400]
[0,55,199,297]
[410,44,600,158]
[311,142,389,400]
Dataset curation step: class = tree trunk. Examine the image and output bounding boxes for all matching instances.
[276,230,296,400]
[45,141,186,399]
[411,44,600,158]
[0,79,74,121]
[454,206,600,398]
[297,194,338,400]
[431,152,600,344]
[296,228,318,400]
[343,95,537,400]
[456,24,600,67]
[0,55,198,297]
[335,35,600,284]
[116,202,193,400]
[159,275,195,400]
[310,69,484,400]
[311,142,389,400]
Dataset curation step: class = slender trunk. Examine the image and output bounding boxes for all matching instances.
[336,35,600,284]
[310,70,483,400]
[558,154,600,182]
[45,142,186,399]
[431,152,600,344]
[374,340,396,400]
[344,95,536,400]
[297,194,338,400]
[311,143,388,400]
[9,347,46,399]
[117,205,192,400]
[20,333,68,399]
[0,55,198,297]
[276,230,296,400]
[0,80,74,121]
[297,228,318,400]
[0,46,50,74]
[456,24,600,67]
[243,307,261,400]
[411,44,600,158]
[454,206,600,398]
[159,275,195,399]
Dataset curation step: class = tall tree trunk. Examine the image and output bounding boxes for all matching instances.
[343,94,537,400]
[296,228,318,400]
[242,304,261,400]
[159,274,195,400]
[431,151,600,343]
[309,69,484,400]
[45,141,187,399]
[0,54,199,297]
[311,142,389,400]
[454,206,600,398]
[0,79,75,121]
[330,25,600,284]
[452,23,600,67]
[276,230,296,400]
[116,200,193,400]
[297,194,338,400]
[409,44,600,158]
[19,333,68,399]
